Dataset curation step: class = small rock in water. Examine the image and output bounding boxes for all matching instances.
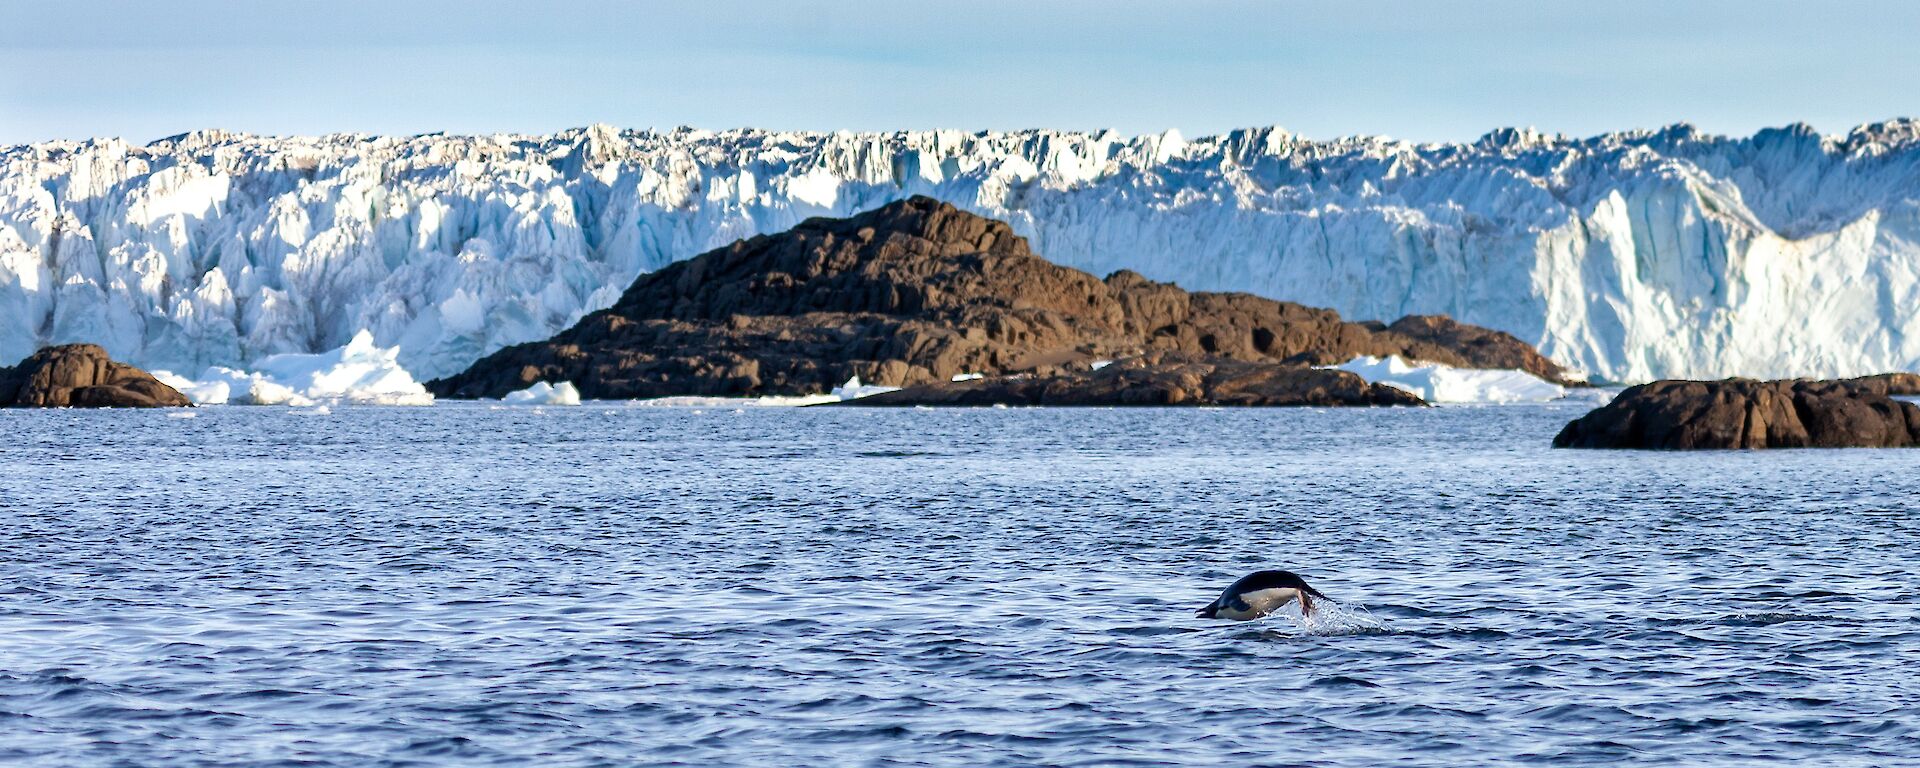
[1554,377,1920,449]
[0,344,191,408]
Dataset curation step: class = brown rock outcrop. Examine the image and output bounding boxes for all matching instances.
[0,344,192,408]
[430,196,1574,400]
[1552,378,1920,449]
[841,351,1425,407]
[1845,372,1920,397]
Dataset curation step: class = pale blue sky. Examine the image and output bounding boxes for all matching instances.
[4,0,1915,145]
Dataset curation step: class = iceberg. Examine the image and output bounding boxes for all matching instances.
[10,122,1920,383]
[156,368,313,406]
[1331,355,1566,404]
[501,381,582,406]
[154,330,432,406]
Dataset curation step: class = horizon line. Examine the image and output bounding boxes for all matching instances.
[11,117,1920,153]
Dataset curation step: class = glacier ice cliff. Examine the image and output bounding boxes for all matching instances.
[4,121,1920,383]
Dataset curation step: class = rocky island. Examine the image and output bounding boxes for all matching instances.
[1553,377,1920,449]
[0,344,191,408]
[430,197,1572,406]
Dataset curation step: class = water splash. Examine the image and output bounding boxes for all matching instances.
[1721,612,1844,626]
[1302,600,1392,635]
[1216,600,1393,636]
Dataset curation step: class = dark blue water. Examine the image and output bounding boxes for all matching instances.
[2,404,1916,766]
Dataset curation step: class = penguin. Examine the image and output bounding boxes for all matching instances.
[1197,570,1329,620]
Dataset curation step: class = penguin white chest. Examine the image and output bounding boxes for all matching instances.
[1219,587,1301,621]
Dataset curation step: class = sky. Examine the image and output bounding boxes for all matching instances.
[4,0,1917,146]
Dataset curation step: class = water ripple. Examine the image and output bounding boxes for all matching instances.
[0,403,1915,766]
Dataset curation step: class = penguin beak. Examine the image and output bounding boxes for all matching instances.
[1295,581,1328,619]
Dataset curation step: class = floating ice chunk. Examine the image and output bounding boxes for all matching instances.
[501,381,582,406]
[154,370,232,405]
[233,377,316,407]
[170,367,311,406]
[758,394,844,406]
[153,330,432,406]
[830,375,901,401]
[1329,355,1565,404]
[157,367,319,405]
[253,331,433,405]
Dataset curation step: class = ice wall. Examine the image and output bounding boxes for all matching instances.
[4,121,1919,382]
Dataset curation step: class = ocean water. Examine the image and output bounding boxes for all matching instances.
[1,403,1916,767]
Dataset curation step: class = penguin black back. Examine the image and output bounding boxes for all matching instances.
[1226,570,1327,599]
[1198,569,1330,620]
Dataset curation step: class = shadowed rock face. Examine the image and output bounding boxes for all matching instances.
[1553,378,1920,449]
[1847,373,1920,397]
[840,351,1425,407]
[0,344,191,408]
[430,196,1574,400]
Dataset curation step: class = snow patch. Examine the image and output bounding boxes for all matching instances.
[1330,355,1566,404]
